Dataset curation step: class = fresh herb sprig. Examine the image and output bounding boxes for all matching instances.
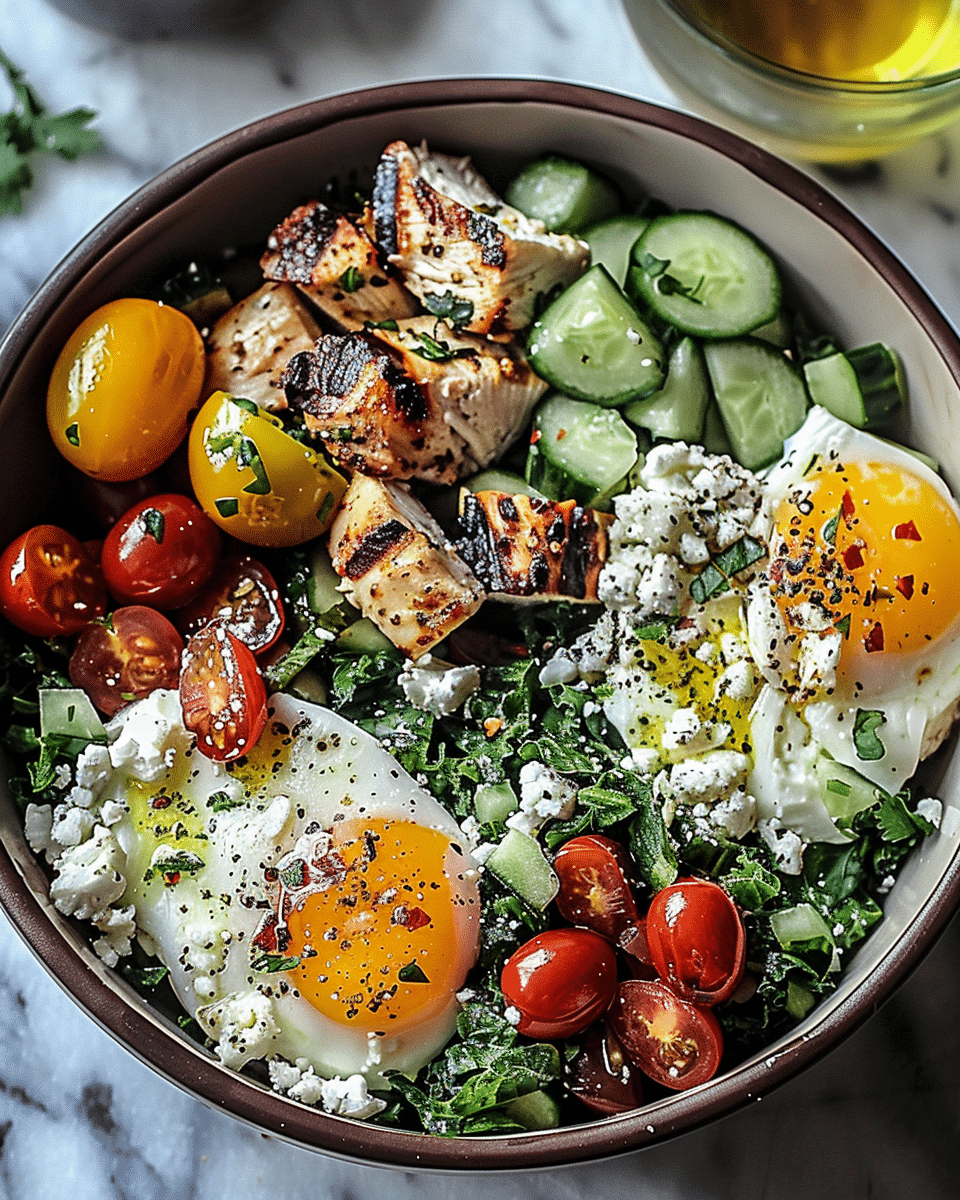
[1,50,101,216]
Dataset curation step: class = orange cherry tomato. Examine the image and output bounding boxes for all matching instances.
[610,978,723,1091]
[0,524,107,638]
[500,928,618,1040]
[553,833,641,944]
[174,555,284,654]
[69,606,184,717]
[179,620,267,761]
[645,878,746,1006]
[100,494,220,611]
[47,298,205,482]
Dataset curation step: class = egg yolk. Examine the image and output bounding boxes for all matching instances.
[771,458,960,688]
[282,817,473,1034]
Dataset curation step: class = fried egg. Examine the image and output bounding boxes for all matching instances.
[108,691,480,1085]
[749,405,960,793]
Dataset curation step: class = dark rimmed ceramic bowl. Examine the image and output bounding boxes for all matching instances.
[1,79,960,1171]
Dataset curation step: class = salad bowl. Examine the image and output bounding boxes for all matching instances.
[0,79,959,1170]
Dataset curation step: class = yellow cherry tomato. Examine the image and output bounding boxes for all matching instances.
[47,298,205,482]
[188,391,348,548]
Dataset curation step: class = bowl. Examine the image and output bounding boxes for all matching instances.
[621,0,960,162]
[1,79,960,1170]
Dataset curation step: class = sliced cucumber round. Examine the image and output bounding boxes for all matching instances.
[528,265,665,406]
[463,468,545,499]
[623,336,710,443]
[630,211,781,338]
[583,214,650,287]
[505,155,621,234]
[804,342,905,430]
[704,338,808,471]
[526,391,638,507]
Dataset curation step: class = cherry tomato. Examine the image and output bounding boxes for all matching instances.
[174,555,284,653]
[180,620,268,761]
[188,391,347,547]
[500,928,618,1040]
[564,1018,644,1115]
[47,298,205,482]
[100,494,221,611]
[610,979,723,1092]
[553,834,641,943]
[69,606,184,717]
[645,878,746,1006]
[0,525,107,638]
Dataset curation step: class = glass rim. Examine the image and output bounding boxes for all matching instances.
[660,0,960,92]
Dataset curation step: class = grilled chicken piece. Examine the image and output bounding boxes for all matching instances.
[260,200,419,332]
[368,140,589,339]
[328,474,483,658]
[204,282,321,411]
[281,318,546,484]
[457,491,612,602]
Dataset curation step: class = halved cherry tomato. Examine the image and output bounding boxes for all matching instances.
[553,833,641,943]
[564,1018,644,1115]
[500,928,618,1040]
[100,494,221,611]
[179,620,267,761]
[174,555,284,654]
[610,979,723,1092]
[69,606,184,717]
[645,877,746,1006]
[0,525,107,638]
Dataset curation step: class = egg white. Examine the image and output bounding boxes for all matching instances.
[750,406,960,793]
[108,691,481,1085]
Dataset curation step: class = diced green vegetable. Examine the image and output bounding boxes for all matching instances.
[485,830,559,910]
[583,214,650,286]
[623,336,710,442]
[505,155,621,233]
[474,781,519,824]
[526,392,638,507]
[39,688,106,744]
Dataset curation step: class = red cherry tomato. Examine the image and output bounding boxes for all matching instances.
[610,979,723,1091]
[553,833,641,943]
[500,928,618,1040]
[645,877,746,1006]
[100,494,220,611]
[69,606,184,717]
[564,1018,644,1115]
[180,620,267,761]
[174,555,284,654]
[0,525,107,638]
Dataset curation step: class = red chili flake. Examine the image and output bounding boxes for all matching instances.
[530,429,542,444]
[896,575,915,600]
[864,623,885,653]
[841,490,856,518]
[252,910,280,953]
[556,428,567,440]
[894,520,921,541]
[843,544,865,570]
[150,796,171,809]
[405,907,431,931]
[162,871,181,888]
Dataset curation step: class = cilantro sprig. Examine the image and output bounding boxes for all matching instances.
[1,50,101,216]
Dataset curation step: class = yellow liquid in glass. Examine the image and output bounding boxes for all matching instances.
[686,0,960,81]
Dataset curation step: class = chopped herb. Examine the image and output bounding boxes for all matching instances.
[835,613,851,638]
[338,265,365,293]
[251,952,301,973]
[853,709,886,761]
[316,491,335,525]
[690,536,765,603]
[822,511,840,544]
[398,962,430,983]
[411,330,473,363]
[140,508,165,543]
[143,849,205,884]
[422,290,474,328]
[64,423,80,446]
[638,252,704,304]
[207,790,243,812]
[119,962,169,989]
[278,858,307,890]
[363,318,399,332]
[214,497,239,518]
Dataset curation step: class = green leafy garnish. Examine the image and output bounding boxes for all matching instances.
[411,330,473,363]
[638,252,704,304]
[853,709,886,761]
[338,265,365,293]
[207,790,243,813]
[214,497,239,518]
[0,50,101,216]
[398,962,430,984]
[422,290,474,328]
[363,318,399,331]
[64,423,80,446]
[251,952,301,973]
[143,850,205,884]
[140,508,165,543]
[690,536,766,603]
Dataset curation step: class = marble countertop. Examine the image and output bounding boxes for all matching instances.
[1,0,960,1194]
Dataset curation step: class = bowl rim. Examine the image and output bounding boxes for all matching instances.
[2,76,960,1171]
[650,0,960,91]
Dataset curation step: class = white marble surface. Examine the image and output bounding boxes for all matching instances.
[2,0,960,1194]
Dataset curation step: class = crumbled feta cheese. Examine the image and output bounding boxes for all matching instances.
[75,743,112,792]
[197,989,280,1070]
[268,1059,387,1119]
[24,804,55,861]
[506,761,577,835]
[91,904,136,967]
[107,689,192,782]
[661,708,703,751]
[50,804,97,848]
[917,797,943,828]
[538,653,579,687]
[398,655,481,716]
[758,819,804,875]
[503,1005,522,1027]
[660,750,750,808]
[49,824,127,922]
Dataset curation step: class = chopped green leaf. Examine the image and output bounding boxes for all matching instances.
[64,423,80,446]
[363,318,399,331]
[214,497,239,518]
[422,290,474,328]
[251,952,301,973]
[140,508,165,543]
[853,709,886,761]
[207,790,243,812]
[338,265,365,293]
[398,962,430,983]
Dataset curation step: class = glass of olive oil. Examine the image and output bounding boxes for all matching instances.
[622,0,960,161]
